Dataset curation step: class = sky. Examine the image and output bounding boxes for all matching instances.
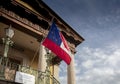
[43,0,120,84]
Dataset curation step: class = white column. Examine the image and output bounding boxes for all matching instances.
[38,44,47,72]
[67,54,76,84]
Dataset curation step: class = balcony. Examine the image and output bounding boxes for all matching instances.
[0,56,60,84]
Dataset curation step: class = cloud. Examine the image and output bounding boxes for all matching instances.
[74,45,120,84]
[81,59,94,69]
[59,44,120,84]
[59,76,67,84]
[76,67,120,84]
[105,48,120,67]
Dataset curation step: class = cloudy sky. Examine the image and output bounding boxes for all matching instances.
[43,0,120,84]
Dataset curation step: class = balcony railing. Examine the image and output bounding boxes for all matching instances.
[0,56,60,84]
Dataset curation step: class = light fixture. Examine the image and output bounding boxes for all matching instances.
[3,25,14,57]
[5,25,14,38]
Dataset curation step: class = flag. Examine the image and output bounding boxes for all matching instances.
[42,22,71,65]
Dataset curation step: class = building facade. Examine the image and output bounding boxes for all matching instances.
[0,0,84,84]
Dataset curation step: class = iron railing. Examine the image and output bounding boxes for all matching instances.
[0,56,60,84]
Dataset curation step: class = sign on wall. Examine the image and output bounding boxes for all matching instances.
[15,71,35,84]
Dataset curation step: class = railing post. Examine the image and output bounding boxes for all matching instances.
[0,57,5,80]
